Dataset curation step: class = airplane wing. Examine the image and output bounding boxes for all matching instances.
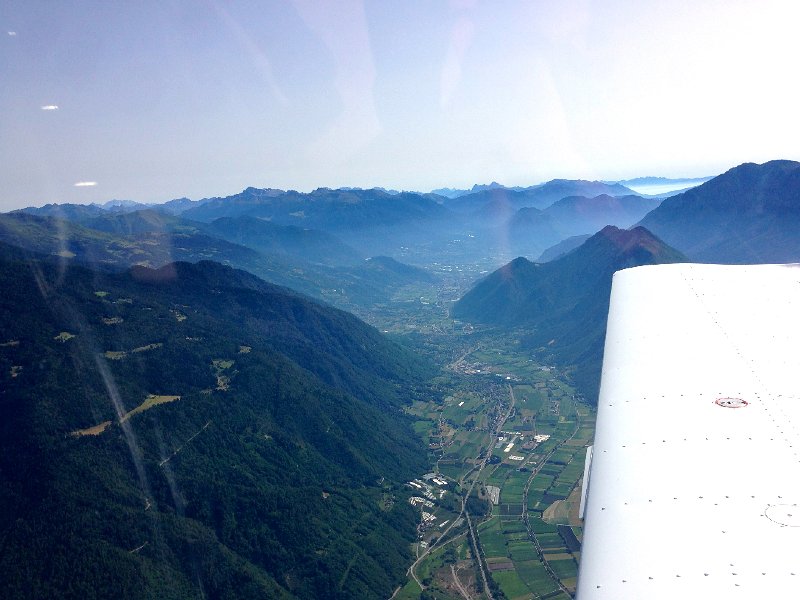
[576,263,800,599]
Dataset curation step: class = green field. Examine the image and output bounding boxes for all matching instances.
[492,569,531,599]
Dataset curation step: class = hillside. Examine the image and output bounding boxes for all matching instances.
[540,194,661,238]
[638,160,800,262]
[536,235,591,262]
[0,253,431,599]
[204,215,364,266]
[0,212,438,311]
[452,226,687,399]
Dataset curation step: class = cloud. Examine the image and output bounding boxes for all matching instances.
[7,31,16,36]
[40,105,59,111]
[74,181,98,187]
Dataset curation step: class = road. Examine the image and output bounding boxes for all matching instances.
[450,564,472,600]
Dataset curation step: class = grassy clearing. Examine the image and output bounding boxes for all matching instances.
[121,395,180,422]
[394,578,422,600]
[412,419,435,436]
[437,462,466,480]
[71,420,112,437]
[132,343,163,353]
[212,359,235,390]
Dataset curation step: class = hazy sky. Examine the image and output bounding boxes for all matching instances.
[2,0,799,209]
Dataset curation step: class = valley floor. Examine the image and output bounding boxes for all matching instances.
[368,273,596,600]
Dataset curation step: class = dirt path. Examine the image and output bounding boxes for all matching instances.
[450,564,472,600]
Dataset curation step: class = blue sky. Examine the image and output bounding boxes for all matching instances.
[2,0,799,209]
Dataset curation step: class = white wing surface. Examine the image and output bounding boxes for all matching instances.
[576,263,800,599]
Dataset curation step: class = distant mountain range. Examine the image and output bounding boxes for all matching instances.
[432,176,711,200]
[452,226,687,398]
[14,178,678,268]
[441,180,639,212]
[179,187,449,231]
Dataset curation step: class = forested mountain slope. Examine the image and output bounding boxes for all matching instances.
[0,251,430,599]
[638,160,800,262]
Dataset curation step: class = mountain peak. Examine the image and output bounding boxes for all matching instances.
[471,181,505,192]
[596,224,656,246]
[587,225,683,264]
